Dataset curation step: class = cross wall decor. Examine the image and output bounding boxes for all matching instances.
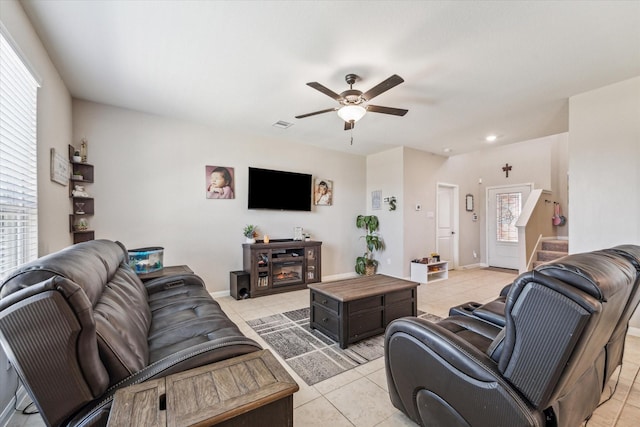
[502,163,512,178]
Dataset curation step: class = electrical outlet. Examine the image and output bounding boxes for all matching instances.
[387,258,392,265]
[473,250,478,259]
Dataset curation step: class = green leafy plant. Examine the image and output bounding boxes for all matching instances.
[355,215,384,275]
[243,224,258,238]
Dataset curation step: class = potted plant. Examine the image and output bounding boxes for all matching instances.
[243,224,258,243]
[355,214,384,275]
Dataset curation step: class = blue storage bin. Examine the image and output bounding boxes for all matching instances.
[128,247,164,274]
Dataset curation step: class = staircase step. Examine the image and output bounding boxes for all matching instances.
[541,239,568,252]
[537,250,568,262]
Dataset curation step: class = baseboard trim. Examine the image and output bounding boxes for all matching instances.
[458,263,486,270]
[628,326,640,337]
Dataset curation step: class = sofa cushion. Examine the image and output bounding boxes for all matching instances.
[147,281,248,362]
[94,266,151,384]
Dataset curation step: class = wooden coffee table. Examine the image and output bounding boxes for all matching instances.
[308,274,418,348]
[108,349,298,426]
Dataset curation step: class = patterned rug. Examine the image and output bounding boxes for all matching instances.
[247,307,441,385]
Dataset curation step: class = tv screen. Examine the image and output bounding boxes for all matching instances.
[248,167,312,211]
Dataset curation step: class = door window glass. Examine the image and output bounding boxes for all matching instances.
[496,192,521,242]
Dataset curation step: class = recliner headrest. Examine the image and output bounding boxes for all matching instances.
[535,250,635,301]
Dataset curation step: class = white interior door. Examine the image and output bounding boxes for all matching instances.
[437,184,458,267]
[487,184,532,269]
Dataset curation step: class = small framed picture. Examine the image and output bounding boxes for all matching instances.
[50,148,69,186]
[314,178,333,206]
[206,165,235,199]
[372,190,382,210]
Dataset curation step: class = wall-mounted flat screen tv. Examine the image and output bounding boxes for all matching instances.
[248,167,312,211]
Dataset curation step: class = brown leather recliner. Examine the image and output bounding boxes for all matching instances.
[385,247,638,426]
[0,240,262,426]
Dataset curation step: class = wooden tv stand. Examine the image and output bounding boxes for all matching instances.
[242,240,321,297]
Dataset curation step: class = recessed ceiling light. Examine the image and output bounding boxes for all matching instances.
[273,120,293,129]
[443,148,453,153]
[485,135,498,142]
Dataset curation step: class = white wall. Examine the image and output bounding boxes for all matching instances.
[568,76,640,252]
[72,100,367,293]
[0,0,73,420]
[568,76,640,329]
[403,148,448,275]
[366,147,404,277]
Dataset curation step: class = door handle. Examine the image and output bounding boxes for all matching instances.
[451,231,456,235]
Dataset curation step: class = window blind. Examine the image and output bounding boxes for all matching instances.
[0,32,39,279]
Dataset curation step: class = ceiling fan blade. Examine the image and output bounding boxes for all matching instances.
[306,82,343,101]
[367,104,408,116]
[295,107,337,119]
[362,74,404,101]
[344,121,355,131]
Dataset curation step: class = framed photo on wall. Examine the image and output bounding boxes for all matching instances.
[372,190,382,210]
[50,148,69,186]
[205,165,235,199]
[314,178,333,206]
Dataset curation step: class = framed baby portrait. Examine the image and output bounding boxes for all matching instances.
[205,165,235,199]
[314,178,333,206]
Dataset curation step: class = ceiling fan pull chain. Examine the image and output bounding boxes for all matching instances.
[350,126,354,145]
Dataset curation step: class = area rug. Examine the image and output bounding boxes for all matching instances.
[247,307,441,386]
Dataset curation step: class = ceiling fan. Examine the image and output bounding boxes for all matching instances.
[295,74,408,130]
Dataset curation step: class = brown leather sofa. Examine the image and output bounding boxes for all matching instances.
[0,239,262,426]
[385,245,640,427]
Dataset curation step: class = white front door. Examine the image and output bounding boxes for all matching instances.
[487,184,532,269]
[437,184,458,268]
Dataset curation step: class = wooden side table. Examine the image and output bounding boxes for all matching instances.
[137,265,193,282]
[108,349,298,427]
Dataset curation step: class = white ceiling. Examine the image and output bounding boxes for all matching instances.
[20,0,640,156]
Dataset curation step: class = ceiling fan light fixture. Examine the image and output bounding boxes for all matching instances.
[337,105,366,123]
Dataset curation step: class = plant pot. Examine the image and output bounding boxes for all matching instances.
[365,265,376,276]
[245,237,256,244]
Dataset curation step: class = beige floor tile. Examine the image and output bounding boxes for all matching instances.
[293,384,321,409]
[626,379,640,409]
[588,397,625,426]
[313,368,363,396]
[354,356,385,376]
[325,377,397,427]
[374,411,417,427]
[294,396,354,427]
[367,367,389,392]
[616,402,640,427]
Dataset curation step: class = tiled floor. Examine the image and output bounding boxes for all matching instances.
[6,268,640,426]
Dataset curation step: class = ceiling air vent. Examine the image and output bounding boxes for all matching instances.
[272,120,293,129]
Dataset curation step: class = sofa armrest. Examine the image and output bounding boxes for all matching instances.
[385,317,544,427]
[144,274,206,295]
[67,336,262,426]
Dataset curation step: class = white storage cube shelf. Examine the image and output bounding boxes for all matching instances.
[410,260,449,284]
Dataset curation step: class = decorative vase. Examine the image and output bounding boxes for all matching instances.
[365,265,376,276]
[246,237,256,244]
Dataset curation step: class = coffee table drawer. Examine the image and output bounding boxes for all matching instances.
[311,291,340,313]
[349,309,384,342]
[349,295,383,313]
[385,301,414,324]
[311,304,339,338]
[386,288,414,305]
